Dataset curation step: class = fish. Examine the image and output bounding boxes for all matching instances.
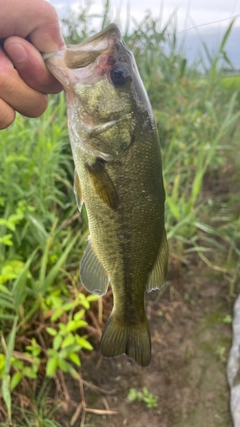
[44,23,168,367]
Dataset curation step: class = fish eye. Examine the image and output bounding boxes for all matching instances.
[110,64,132,88]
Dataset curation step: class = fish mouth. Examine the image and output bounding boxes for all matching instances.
[43,23,122,75]
[66,23,121,54]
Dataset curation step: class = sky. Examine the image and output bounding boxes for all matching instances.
[48,0,240,68]
[48,0,240,31]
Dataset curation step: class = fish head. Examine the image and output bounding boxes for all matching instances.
[44,24,152,158]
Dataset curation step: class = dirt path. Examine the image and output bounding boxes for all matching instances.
[58,262,233,427]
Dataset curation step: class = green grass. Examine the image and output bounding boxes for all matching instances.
[127,386,158,409]
[221,75,240,91]
[0,94,94,423]
[0,3,240,424]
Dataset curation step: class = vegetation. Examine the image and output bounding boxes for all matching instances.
[0,2,239,425]
[127,387,158,409]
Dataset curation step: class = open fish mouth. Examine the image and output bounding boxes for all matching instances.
[65,23,121,69]
[42,24,121,70]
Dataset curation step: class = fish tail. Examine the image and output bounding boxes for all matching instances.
[100,314,151,367]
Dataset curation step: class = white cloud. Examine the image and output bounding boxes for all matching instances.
[48,0,240,31]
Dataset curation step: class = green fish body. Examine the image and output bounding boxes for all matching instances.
[44,24,168,367]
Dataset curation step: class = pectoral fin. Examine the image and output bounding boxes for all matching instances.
[86,160,119,210]
[80,240,109,296]
[146,228,169,292]
[74,169,84,212]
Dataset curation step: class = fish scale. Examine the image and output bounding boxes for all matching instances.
[44,23,168,367]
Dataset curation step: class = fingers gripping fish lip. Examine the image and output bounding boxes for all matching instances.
[43,49,69,83]
[43,23,133,93]
[42,51,56,60]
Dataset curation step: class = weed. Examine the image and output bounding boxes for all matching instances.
[222,315,232,324]
[127,386,158,409]
[216,346,227,363]
[10,380,62,427]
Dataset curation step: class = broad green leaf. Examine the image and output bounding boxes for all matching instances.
[76,336,93,351]
[53,335,63,351]
[66,320,79,332]
[69,352,81,366]
[50,308,64,321]
[46,358,58,377]
[79,299,90,310]
[61,333,75,349]
[74,309,85,321]
[0,234,13,246]
[22,367,37,379]
[62,301,76,311]
[46,327,57,336]
[58,359,69,372]
[10,371,22,390]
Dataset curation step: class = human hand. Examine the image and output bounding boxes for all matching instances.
[0,0,65,129]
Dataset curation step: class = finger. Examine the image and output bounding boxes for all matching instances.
[4,37,63,94]
[1,0,65,52]
[0,98,16,130]
[0,48,48,118]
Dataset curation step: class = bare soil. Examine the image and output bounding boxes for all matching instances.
[57,260,233,427]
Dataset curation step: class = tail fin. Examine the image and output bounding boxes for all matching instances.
[100,314,151,367]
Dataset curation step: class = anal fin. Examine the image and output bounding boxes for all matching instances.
[80,240,109,296]
[146,228,169,292]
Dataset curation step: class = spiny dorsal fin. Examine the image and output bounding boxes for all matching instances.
[80,240,109,296]
[146,228,168,292]
[85,160,119,210]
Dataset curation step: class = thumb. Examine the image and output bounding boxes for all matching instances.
[4,37,63,94]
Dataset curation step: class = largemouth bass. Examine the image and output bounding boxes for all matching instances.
[44,24,168,367]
